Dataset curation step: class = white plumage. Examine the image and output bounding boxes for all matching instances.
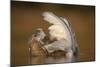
[43,12,72,42]
[42,12,78,58]
[28,12,79,59]
[48,25,67,40]
[44,39,70,53]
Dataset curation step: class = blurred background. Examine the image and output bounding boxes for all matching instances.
[11,1,95,66]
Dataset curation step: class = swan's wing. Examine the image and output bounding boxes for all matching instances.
[42,12,79,53]
[60,17,79,56]
[42,12,61,25]
[44,39,69,53]
[42,12,72,45]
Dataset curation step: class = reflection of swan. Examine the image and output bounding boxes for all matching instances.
[30,55,75,64]
[42,12,79,58]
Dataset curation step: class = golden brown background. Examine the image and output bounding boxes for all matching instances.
[11,1,95,66]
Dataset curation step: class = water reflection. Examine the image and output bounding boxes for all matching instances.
[29,55,78,64]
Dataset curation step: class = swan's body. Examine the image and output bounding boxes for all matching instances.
[28,12,79,61]
[42,12,79,58]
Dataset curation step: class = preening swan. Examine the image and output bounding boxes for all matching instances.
[28,12,79,61]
